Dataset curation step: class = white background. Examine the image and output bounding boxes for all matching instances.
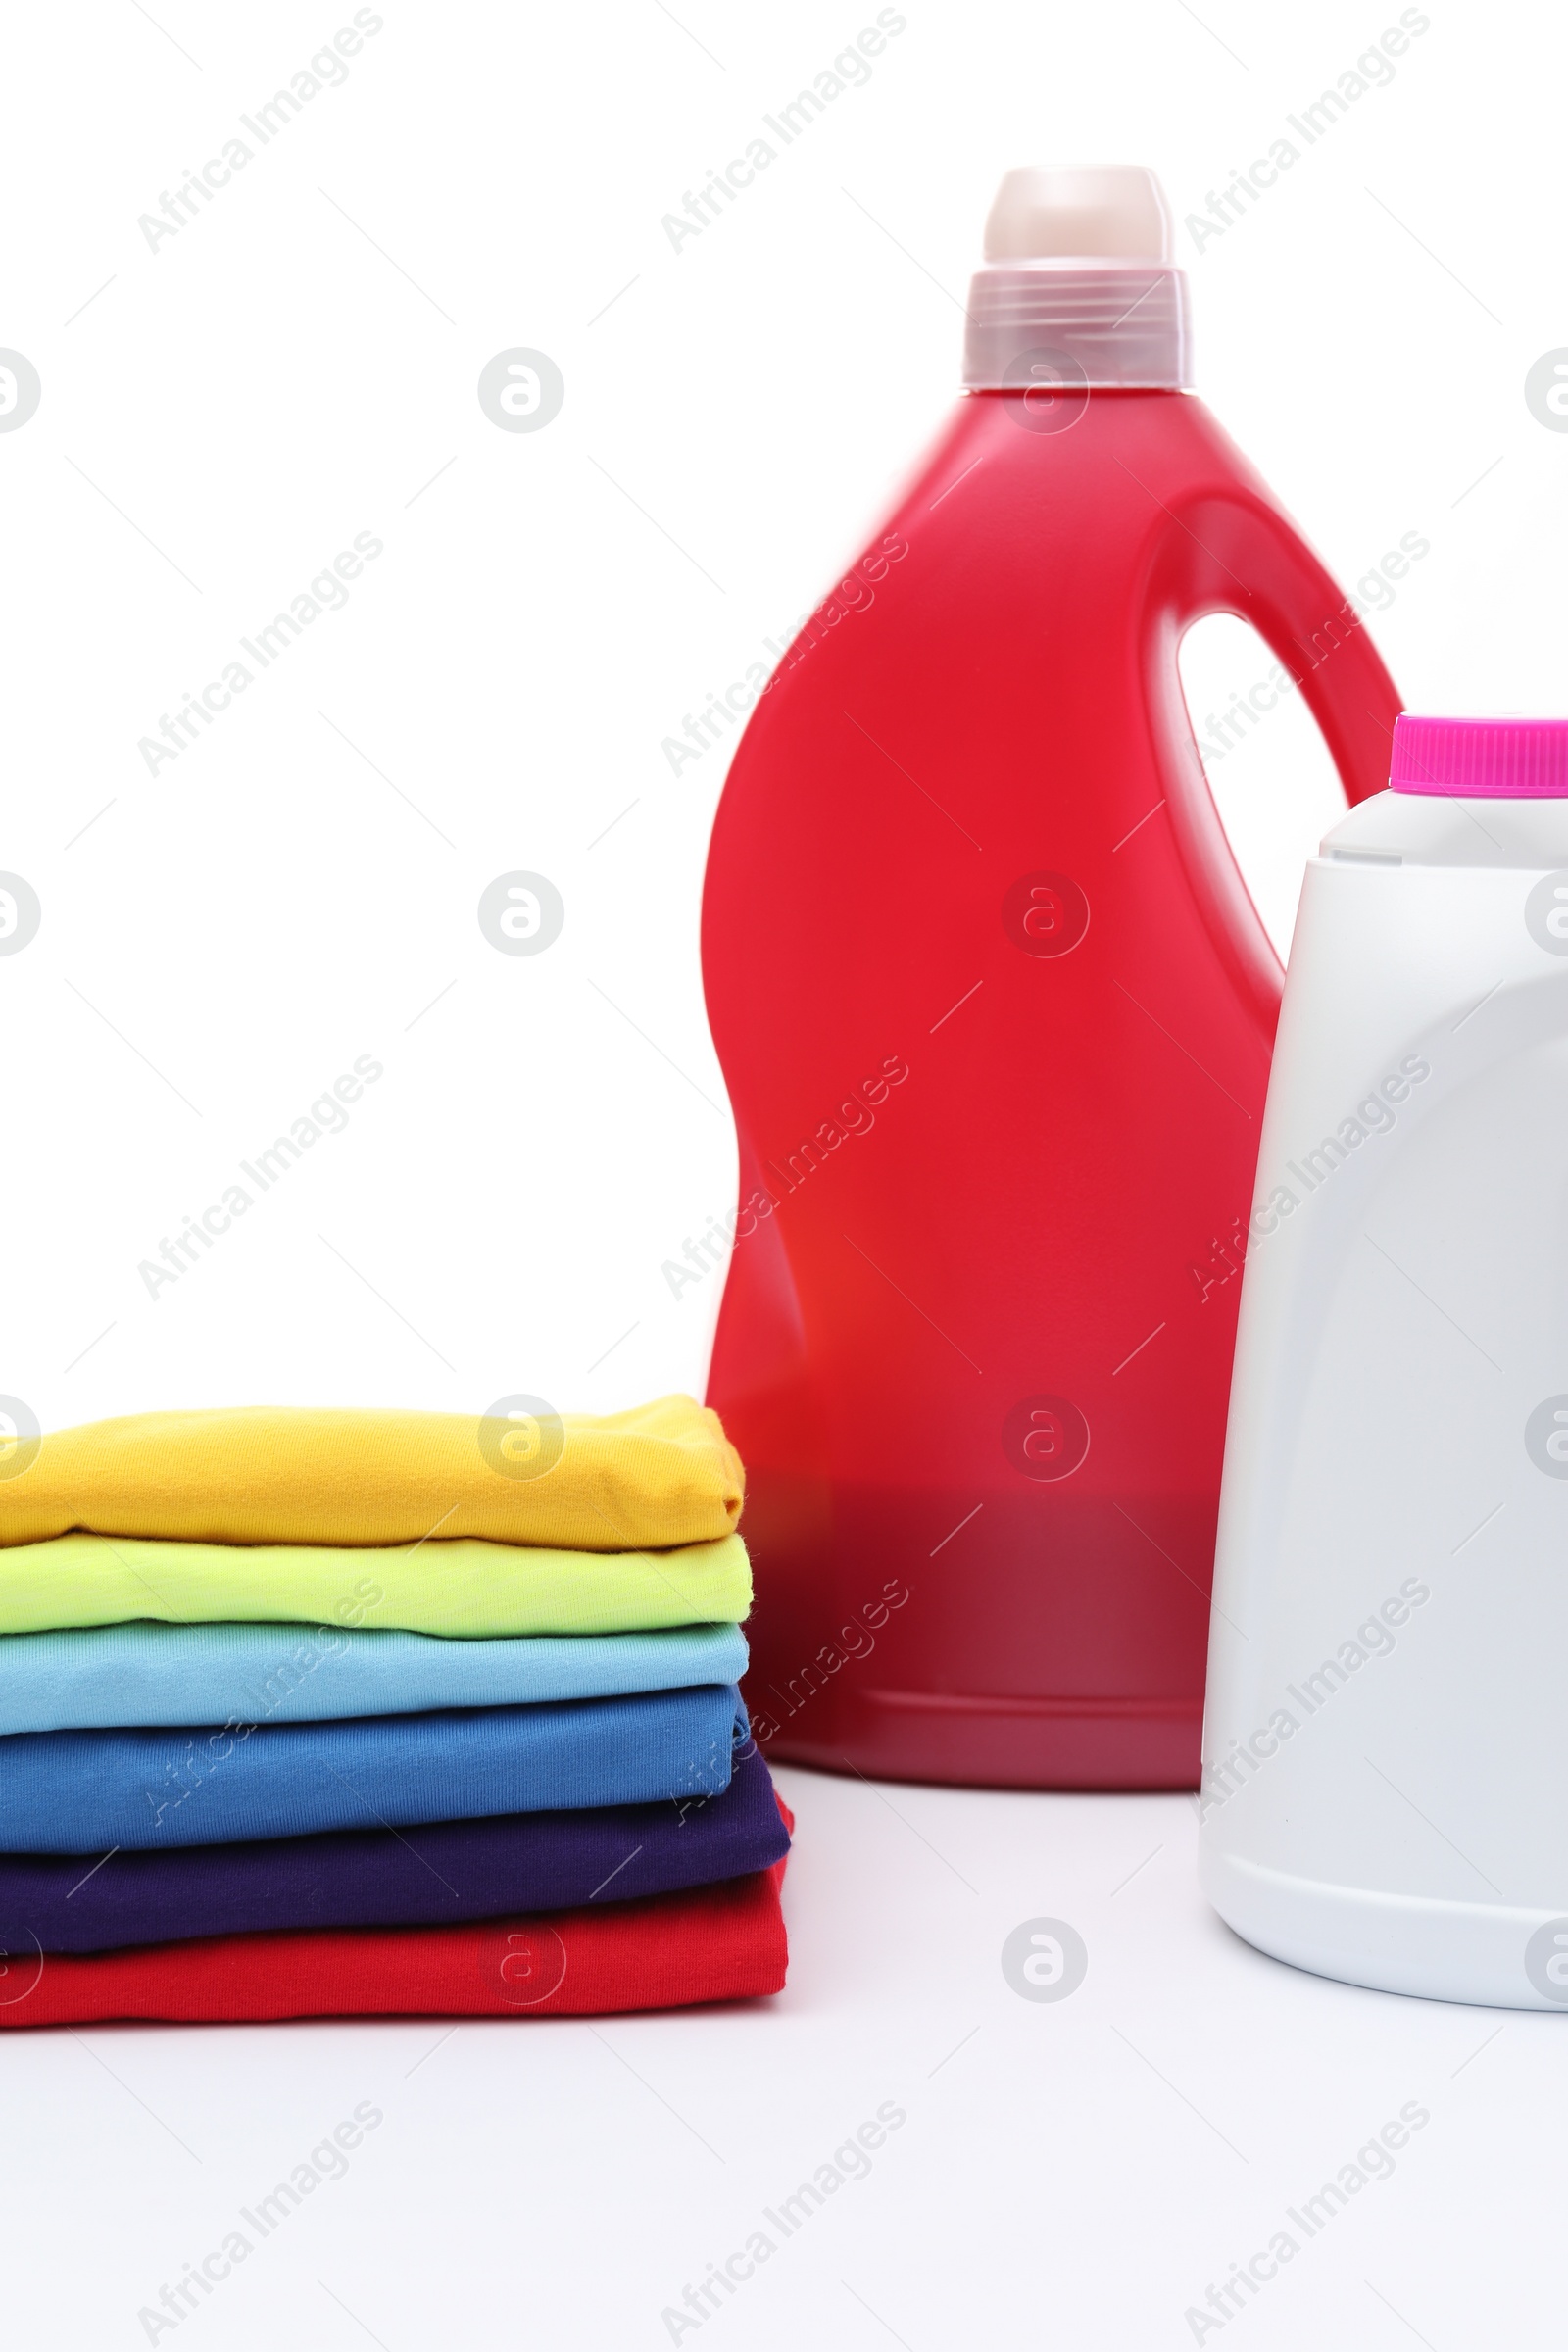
[2,0,1564,2342]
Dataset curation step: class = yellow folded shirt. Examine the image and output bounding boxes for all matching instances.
[0,1396,744,1553]
[0,1532,752,1639]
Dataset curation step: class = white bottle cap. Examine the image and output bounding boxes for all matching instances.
[963,165,1192,392]
[983,166,1175,264]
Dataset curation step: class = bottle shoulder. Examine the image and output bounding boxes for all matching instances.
[1322,789,1568,870]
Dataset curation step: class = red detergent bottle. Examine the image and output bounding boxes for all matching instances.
[701,166,1401,1788]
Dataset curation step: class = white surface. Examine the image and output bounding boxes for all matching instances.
[5,1766,1558,2348]
[4,0,1568,2333]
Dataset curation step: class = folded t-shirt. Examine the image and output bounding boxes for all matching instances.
[0,1395,744,1551]
[0,1530,751,1640]
[0,1687,747,1852]
[0,1617,748,1734]
[0,1841,792,2027]
[0,1741,788,1952]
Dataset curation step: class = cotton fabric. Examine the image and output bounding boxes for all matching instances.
[0,1688,746,1852]
[0,1530,751,1640]
[0,1617,748,1734]
[0,1741,789,1953]
[0,1395,744,1551]
[0,1844,792,2027]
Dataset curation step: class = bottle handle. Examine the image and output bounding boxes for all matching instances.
[1142,485,1403,1042]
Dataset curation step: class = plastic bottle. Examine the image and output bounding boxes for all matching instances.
[702,166,1401,1788]
[1202,715,1568,2007]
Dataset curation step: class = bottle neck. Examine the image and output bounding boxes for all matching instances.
[961,262,1192,392]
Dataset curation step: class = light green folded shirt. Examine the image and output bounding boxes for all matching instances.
[0,1531,752,1640]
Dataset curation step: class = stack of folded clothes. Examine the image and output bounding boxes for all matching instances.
[0,1396,791,2026]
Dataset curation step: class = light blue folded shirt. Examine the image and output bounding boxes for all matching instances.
[0,1618,748,1735]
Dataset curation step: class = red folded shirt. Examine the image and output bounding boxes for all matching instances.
[0,1848,789,2029]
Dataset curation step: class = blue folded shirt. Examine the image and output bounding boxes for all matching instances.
[0,1742,788,1952]
[0,1686,746,1852]
[0,1617,747,1734]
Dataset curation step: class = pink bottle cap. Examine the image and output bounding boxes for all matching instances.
[1390,714,1568,797]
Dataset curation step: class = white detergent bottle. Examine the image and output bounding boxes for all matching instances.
[1200,713,1568,2009]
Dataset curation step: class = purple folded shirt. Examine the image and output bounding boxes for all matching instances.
[0,1742,789,1955]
